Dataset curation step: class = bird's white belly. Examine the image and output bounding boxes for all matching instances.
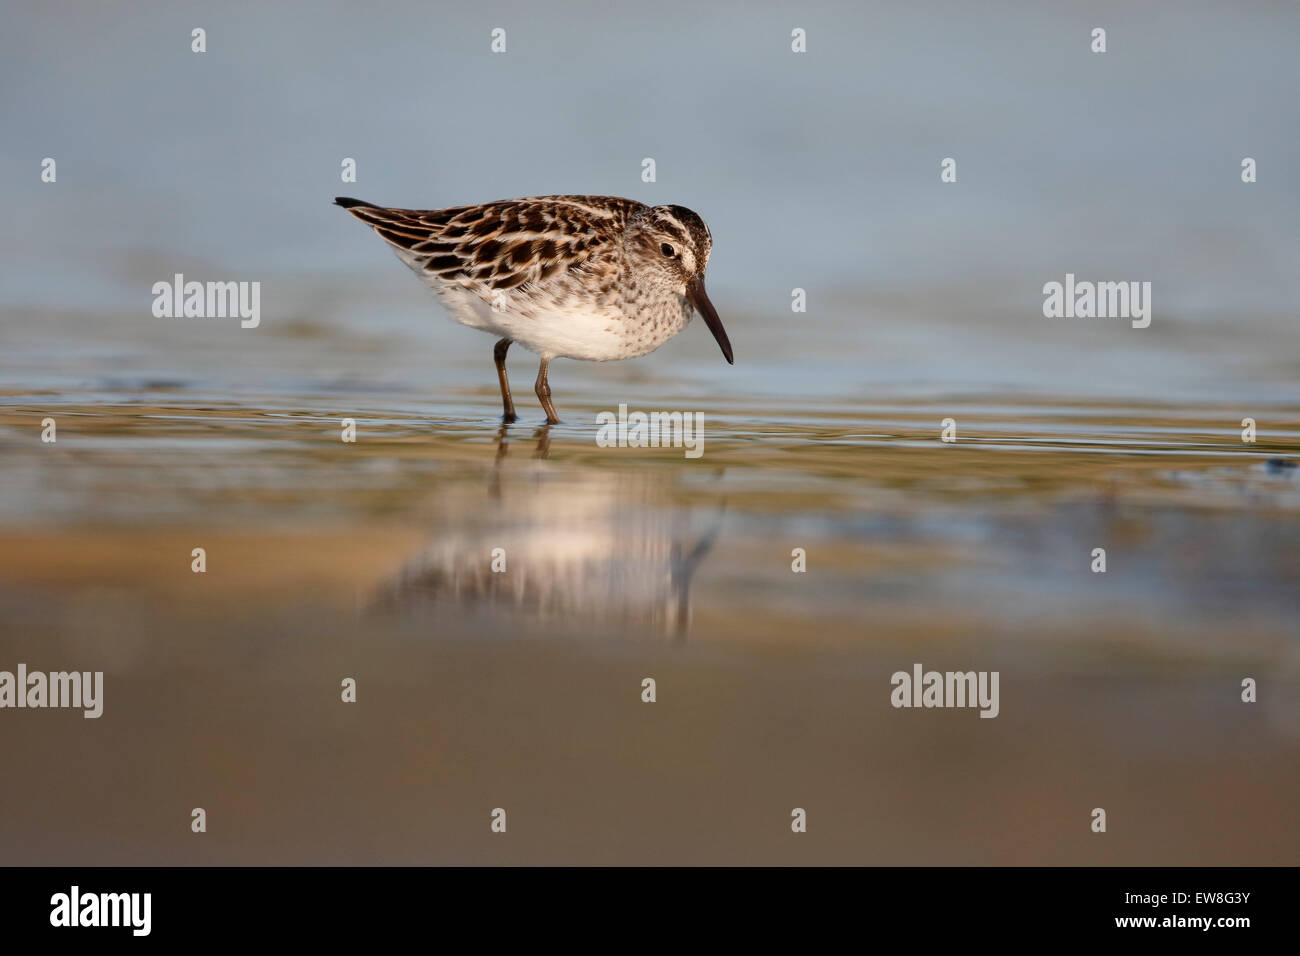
[431,284,637,362]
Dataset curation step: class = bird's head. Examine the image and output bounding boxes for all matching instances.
[626,204,732,364]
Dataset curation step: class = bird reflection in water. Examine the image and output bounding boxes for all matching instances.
[370,426,723,641]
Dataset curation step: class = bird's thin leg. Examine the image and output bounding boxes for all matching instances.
[493,338,517,423]
[535,358,560,425]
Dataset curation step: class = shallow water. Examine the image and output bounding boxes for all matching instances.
[1,332,1297,863]
[4,382,1297,648]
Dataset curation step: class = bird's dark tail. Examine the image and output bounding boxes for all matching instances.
[334,196,377,209]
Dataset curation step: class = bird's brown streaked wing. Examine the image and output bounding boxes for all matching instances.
[338,196,642,292]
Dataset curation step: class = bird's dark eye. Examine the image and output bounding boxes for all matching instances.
[660,243,676,257]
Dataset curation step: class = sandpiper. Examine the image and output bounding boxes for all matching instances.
[335,195,732,424]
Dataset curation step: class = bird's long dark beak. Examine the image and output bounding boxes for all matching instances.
[687,277,733,365]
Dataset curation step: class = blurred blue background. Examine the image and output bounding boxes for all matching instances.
[1,0,1297,402]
